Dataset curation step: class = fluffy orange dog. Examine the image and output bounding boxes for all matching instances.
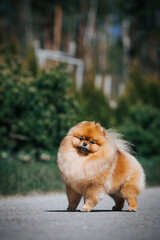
[57,121,145,212]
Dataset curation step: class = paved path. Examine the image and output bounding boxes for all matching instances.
[0,188,160,240]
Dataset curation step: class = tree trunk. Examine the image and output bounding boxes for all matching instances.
[53,4,63,50]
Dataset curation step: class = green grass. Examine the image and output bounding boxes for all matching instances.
[0,153,64,195]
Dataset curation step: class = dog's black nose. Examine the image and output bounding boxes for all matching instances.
[83,142,87,147]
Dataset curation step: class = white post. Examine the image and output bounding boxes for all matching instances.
[104,75,112,98]
[34,45,84,89]
[95,74,102,89]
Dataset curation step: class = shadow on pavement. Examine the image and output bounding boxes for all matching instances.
[44,209,129,213]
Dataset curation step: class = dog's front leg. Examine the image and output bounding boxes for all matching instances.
[81,187,106,212]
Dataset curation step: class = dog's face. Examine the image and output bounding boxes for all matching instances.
[71,121,106,155]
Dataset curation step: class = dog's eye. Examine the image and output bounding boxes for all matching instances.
[79,137,84,141]
[90,140,95,144]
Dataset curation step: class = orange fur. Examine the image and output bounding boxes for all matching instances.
[57,121,145,212]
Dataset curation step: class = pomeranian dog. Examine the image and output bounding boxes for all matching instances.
[57,121,145,212]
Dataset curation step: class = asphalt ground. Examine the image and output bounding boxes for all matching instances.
[0,187,160,240]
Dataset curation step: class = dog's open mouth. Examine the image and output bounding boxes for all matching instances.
[77,147,92,154]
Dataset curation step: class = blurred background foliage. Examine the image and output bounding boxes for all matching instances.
[0,0,160,195]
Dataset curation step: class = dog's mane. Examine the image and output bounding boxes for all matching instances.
[107,129,133,153]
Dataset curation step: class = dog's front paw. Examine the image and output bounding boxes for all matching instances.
[128,207,137,212]
[81,205,92,212]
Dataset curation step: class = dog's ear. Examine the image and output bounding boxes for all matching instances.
[101,127,107,136]
[96,123,107,136]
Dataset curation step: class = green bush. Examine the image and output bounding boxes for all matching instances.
[118,104,160,157]
[0,57,78,151]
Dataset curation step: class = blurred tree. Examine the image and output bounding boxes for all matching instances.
[0,23,18,55]
[76,81,113,128]
[125,65,160,109]
[115,64,160,125]
[119,0,160,81]
[1,0,160,88]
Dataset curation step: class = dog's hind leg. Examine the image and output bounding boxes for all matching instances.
[109,194,125,211]
[120,183,139,212]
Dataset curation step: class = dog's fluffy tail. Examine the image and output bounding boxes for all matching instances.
[107,129,133,153]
